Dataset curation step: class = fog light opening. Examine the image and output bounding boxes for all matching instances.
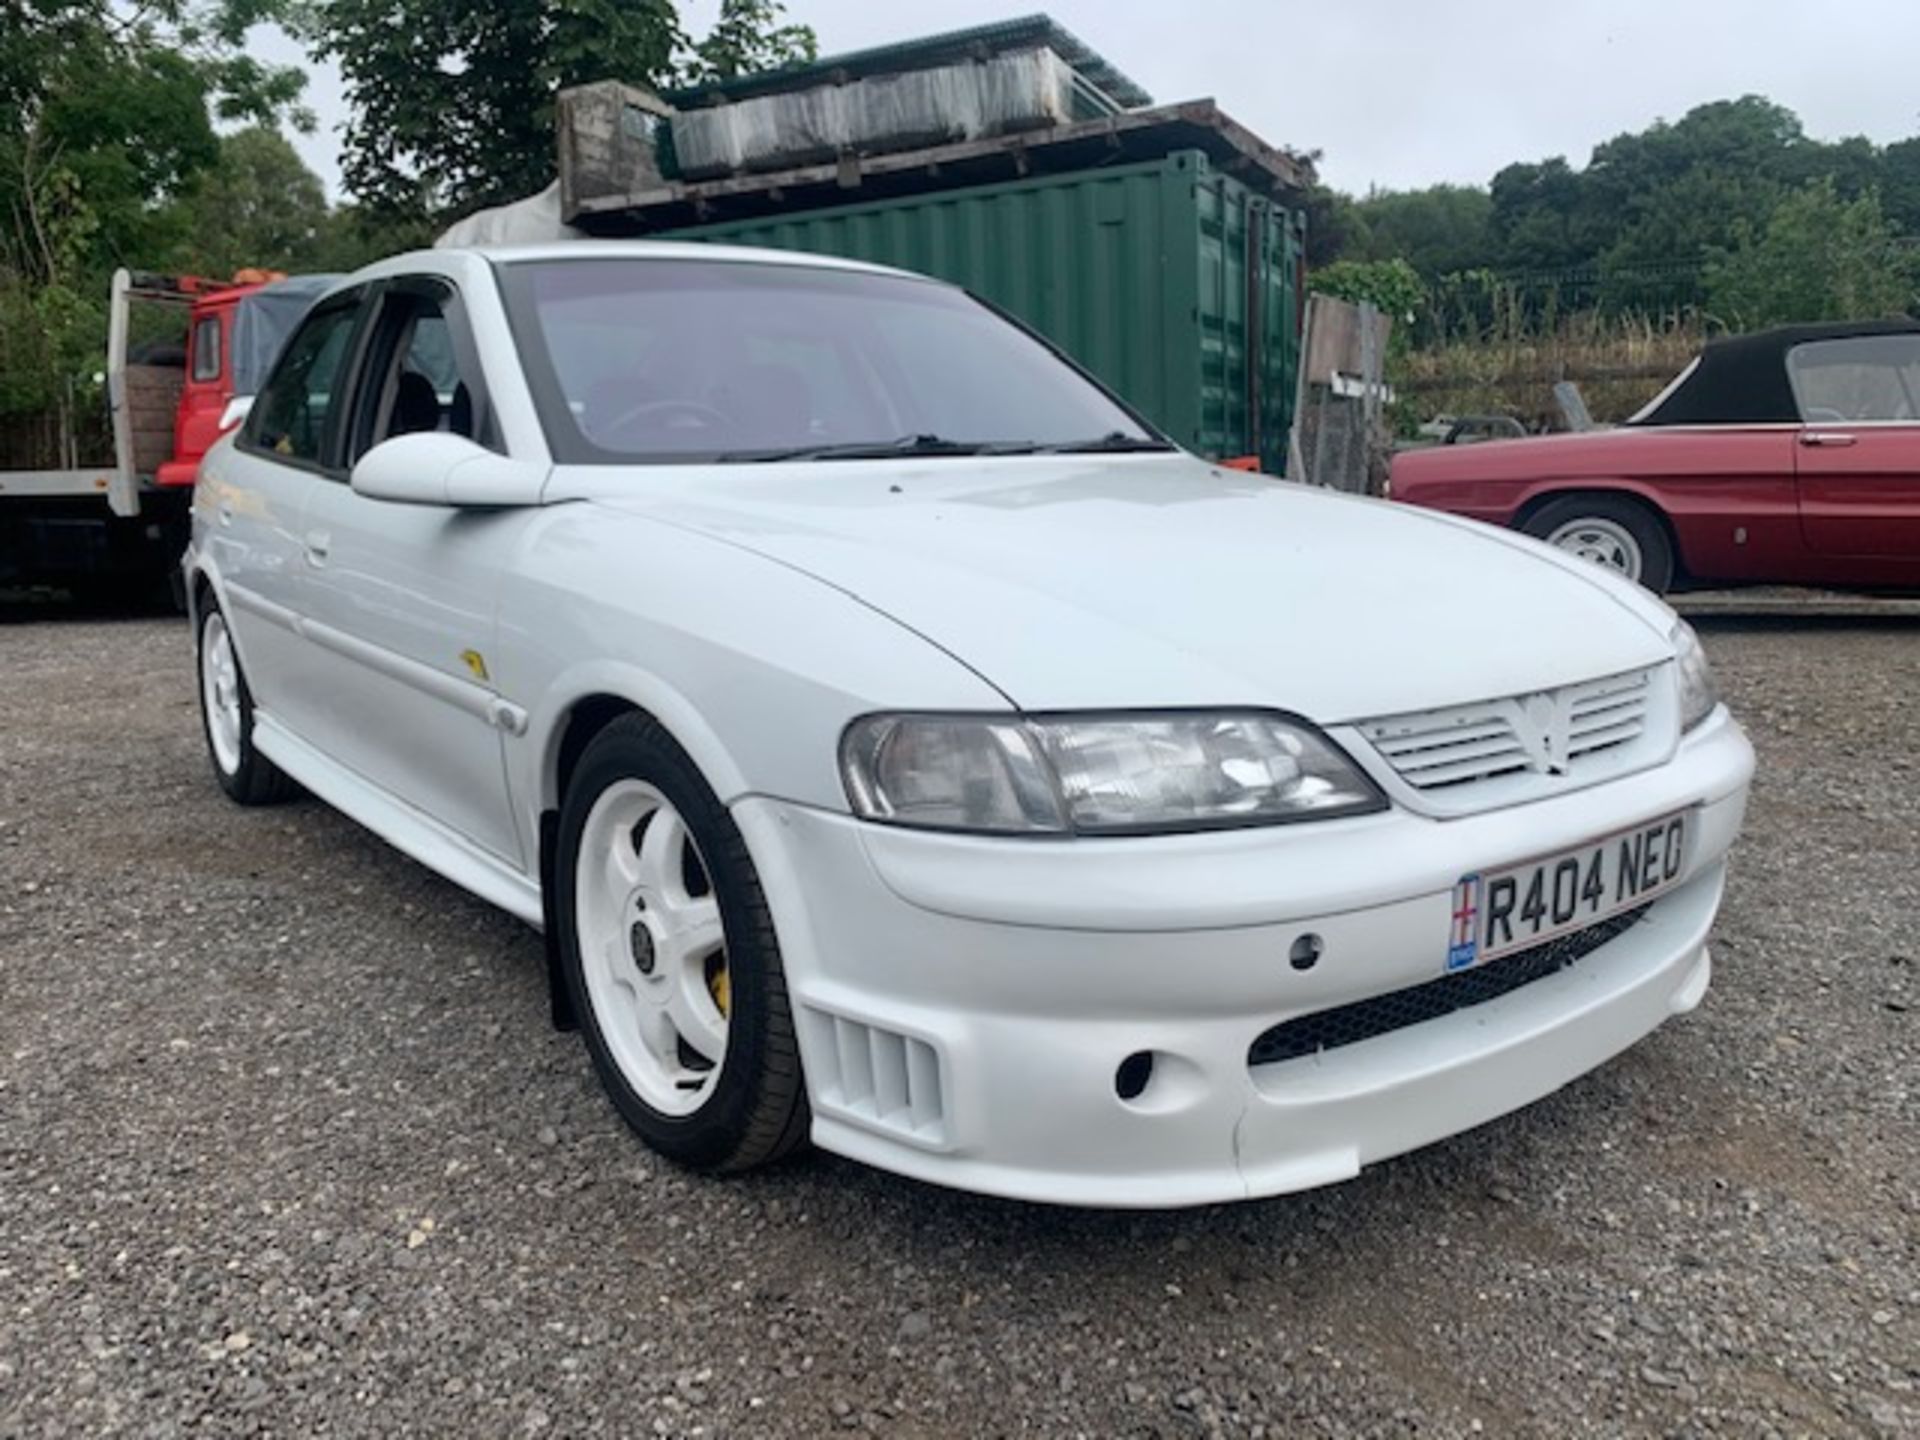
[1115,1051,1154,1101]
[1289,933,1325,972]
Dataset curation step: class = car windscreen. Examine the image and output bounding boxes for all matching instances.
[498,257,1162,463]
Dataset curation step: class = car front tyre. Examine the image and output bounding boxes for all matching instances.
[556,714,809,1173]
[197,601,298,805]
[1523,494,1676,594]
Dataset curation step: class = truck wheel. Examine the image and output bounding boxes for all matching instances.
[1522,495,1675,594]
[555,713,809,1173]
[197,603,298,805]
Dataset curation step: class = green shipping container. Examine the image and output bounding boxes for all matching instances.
[665,151,1302,473]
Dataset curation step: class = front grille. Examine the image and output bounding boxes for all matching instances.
[1246,905,1651,1069]
[1363,669,1654,793]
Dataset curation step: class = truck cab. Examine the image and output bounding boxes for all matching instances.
[1,268,336,599]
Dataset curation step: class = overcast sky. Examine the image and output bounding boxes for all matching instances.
[264,0,1920,200]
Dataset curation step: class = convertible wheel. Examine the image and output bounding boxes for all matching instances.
[556,714,808,1172]
[1523,495,1675,594]
[196,601,298,805]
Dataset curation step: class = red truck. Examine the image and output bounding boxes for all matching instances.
[1,267,335,600]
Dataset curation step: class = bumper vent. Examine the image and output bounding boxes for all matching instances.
[803,1009,949,1146]
[1360,667,1659,806]
[1247,905,1651,1069]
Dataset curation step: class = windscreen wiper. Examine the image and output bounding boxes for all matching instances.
[719,434,1000,463]
[1029,433,1175,454]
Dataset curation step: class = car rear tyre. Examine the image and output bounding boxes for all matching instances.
[197,602,298,805]
[1523,495,1675,594]
[555,713,809,1173]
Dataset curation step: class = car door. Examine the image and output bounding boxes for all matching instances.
[210,286,370,728]
[1788,333,1920,566]
[292,270,532,867]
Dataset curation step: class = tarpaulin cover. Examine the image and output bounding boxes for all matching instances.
[670,47,1077,180]
[230,275,342,395]
[436,181,586,248]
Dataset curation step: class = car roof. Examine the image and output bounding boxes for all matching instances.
[1634,317,1920,426]
[354,239,927,287]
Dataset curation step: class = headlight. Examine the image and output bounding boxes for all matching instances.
[1672,621,1718,731]
[840,712,1387,835]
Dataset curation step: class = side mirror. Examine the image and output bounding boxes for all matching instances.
[218,395,254,432]
[350,431,546,508]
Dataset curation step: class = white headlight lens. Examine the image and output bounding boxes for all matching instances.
[1673,621,1718,731]
[840,713,1385,835]
[840,716,1066,832]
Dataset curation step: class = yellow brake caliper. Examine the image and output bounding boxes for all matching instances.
[706,954,730,1018]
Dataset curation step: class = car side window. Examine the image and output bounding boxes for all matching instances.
[191,314,221,382]
[245,299,363,466]
[1787,335,1920,422]
[347,284,492,463]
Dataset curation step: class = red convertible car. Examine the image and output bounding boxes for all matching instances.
[1389,320,1920,594]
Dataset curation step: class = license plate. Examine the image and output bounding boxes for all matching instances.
[1445,810,1691,972]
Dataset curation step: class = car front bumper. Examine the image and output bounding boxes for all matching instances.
[732,709,1754,1208]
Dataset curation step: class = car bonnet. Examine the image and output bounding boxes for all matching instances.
[563,454,1675,722]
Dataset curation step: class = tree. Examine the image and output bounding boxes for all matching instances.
[1487,157,1591,272]
[0,2,308,422]
[1353,185,1492,277]
[2,2,310,138]
[682,0,817,84]
[1880,136,1920,236]
[1298,183,1369,268]
[306,0,817,223]
[1704,180,1919,328]
[180,127,333,274]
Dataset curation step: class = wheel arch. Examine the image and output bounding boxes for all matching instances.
[528,666,760,1034]
[188,566,214,628]
[185,561,263,674]
[530,663,754,820]
[1512,483,1688,579]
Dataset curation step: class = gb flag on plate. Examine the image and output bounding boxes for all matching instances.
[1448,874,1482,972]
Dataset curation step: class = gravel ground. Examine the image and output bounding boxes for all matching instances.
[1,601,1915,1438]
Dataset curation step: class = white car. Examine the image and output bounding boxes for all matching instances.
[186,242,1754,1208]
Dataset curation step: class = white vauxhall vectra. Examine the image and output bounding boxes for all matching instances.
[186,242,1754,1207]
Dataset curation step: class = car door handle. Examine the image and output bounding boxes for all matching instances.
[217,501,234,526]
[1799,431,1857,448]
[304,529,331,565]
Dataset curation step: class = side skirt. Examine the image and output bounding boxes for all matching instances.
[252,712,544,929]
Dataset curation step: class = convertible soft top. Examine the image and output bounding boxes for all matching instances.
[1632,317,1920,426]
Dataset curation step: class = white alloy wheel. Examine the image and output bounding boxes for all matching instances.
[1545,516,1644,581]
[573,779,730,1116]
[201,612,244,776]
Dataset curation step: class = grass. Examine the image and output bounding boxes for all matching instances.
[1396,311,1707,432]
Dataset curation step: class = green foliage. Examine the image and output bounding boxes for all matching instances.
[1298,183,1367,268]
[1486,156,1593,272]
[1704,180,1920,328]
[0,0,313,424]
[305,0,818,222]
[307,0,661,219]
[182,127,334,276]
[1316,94,1920,342]
[1308,258,1427,329]
[3,2,311,133]
[1880,138,1920,235]
[683,0,818,84]
[1352,185,1492,277]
